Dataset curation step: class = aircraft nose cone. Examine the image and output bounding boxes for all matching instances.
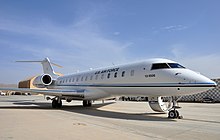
[179,69,217,87]
[209,80,217,87]
[195,74,217,87]
[193,74,217,88]
[201,74,216,84]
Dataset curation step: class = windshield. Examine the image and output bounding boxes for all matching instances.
[151,63,170,70]
[151,63,185,70]
[168,63,185,68]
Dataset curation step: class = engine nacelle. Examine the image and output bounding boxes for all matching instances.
[33,74,53,88]
[148,96,173,113]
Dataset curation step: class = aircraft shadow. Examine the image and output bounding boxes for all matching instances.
[0,100,175,122]
[62,104,174,122]
[0,102,52,110]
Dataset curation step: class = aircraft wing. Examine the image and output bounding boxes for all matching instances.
[0,88,85,99]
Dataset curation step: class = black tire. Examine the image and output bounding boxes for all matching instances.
[175,110,179,118]
[83,100,87,107]
[57,100,62,108]
[83,100,92,107]
[52,100,58,108]
[87,100,92,107]
[168,110,177,118]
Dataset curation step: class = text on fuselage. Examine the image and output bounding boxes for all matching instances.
[95,68,120,75]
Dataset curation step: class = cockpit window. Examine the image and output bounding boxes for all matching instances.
[168,63,185,68]
[151,63,170,70]
[151,63,185,70]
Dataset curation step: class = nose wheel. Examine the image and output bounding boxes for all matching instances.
[168,110,179,118]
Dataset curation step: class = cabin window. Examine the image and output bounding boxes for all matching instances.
[130,70,134,76]
[95,75,98,80]
[151,63,170,70]
[72,78,75,82]
[90,75,93,80]
[76,77,79,82]
[114,72,117,78]
[122,71,125,77]
[85,76,88,81]
[69,79,71,83]
[81,76,84,81]
[101,74,104,79]
[107,73,111,79]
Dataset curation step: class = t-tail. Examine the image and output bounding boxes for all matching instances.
[16,57,62,88]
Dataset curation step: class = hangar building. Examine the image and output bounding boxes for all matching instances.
[18,76,38,89]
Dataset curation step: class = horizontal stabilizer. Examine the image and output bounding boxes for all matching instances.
[16,58,61,77]
[16,59,62,68]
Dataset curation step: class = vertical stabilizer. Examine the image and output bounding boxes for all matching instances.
[41,58,56,75]
[16,58,61,79]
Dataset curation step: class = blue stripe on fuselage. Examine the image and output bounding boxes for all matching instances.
[53,82,216,88]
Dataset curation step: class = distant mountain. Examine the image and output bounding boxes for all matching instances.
[0,83,17,88]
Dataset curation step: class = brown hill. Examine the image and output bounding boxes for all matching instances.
[0,83,17,88]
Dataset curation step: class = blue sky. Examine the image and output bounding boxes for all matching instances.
[0,0,220,83]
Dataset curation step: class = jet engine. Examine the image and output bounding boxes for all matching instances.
[33,74,53,88]
[148,96,172,112]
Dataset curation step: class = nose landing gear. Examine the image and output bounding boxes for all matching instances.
[168,109,180,118]
[168,96,183,119]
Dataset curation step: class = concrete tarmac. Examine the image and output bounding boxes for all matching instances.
[0,95,219,140]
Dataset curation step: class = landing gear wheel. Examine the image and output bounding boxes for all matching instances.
[167,96,183,119]
[83,100,92,107]
[52,98,62,108]
[52,99,58,108]
[175,110,179,118]
[57,100,62,108]
[168,110,179,119]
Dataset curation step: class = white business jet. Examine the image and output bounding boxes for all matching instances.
[0,58,216,118]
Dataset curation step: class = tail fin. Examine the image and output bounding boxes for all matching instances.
[16,57,62,78]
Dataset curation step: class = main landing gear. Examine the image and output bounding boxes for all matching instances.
[52,97,62,108]
[50,97,92,108]
[168,96,183,119]
[83,100,92,107]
